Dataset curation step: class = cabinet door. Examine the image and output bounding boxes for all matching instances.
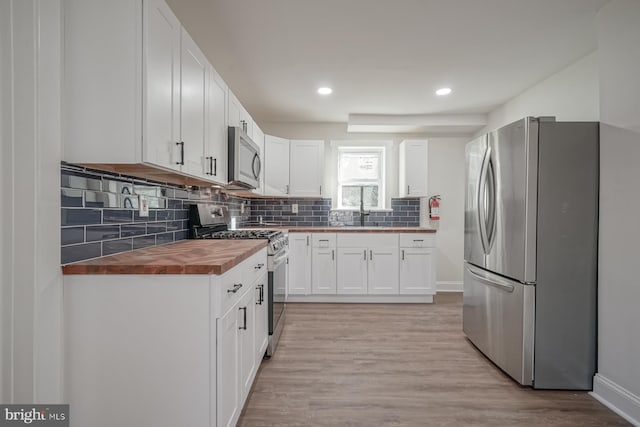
[264,135,290,196]
[368,247,400,294]
[143,0,181,170]
[290,140,324,197]
[238,289,256,403]
[254,274,269,362]
[206,68,228,184]
[180,29,208,178]
[337,248,368,294]
[400,140,428,197]
[252,124,265,195]
[228,90,241,128]
[288,233,311,295]
[399,247,436,294]
[217,306,239,427]
[312,248,337,294]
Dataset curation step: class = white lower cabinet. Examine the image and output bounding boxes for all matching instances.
[238,286,256,403]
[288,233,437,301]
[336,247,368,294]
[400,248,436,294]
[336,234,400,295]
[311,234,337,294]
[288,233,311,295]
[64,247,268,427]
[217,301,240,427]
[368,246,400,294]
[254,274,269,362]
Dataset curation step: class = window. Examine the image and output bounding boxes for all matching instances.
[337,147,385,209]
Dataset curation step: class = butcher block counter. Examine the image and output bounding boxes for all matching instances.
[62,239,267,275]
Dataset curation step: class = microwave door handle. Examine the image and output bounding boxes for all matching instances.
[252,153,261,180]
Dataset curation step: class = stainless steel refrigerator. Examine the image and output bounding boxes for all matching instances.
[463,117,599,390]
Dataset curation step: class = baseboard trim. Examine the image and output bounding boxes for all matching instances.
[287,295,434,303]
[436,281,463,292]
[590,374,640,426]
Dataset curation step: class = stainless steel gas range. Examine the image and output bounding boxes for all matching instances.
[189,204,287,358]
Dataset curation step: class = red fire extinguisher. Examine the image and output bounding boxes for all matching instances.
[429,195,441,221]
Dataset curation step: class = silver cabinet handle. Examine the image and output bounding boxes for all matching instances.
[332,249,335,260]
[401,250,405,260]
[369,250,373,260]
[407,185,410,195]
[363,250,366,260]
[319,185,322,195]
[285,184,289,194]
[306,236,309,246]
[227,283,243,293]
[413,239,424,242]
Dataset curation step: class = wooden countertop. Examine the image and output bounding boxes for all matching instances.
[62,240,267,275]
[242,226,436,233]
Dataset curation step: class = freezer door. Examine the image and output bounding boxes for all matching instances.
[463,135,488,268]
[485,118,538,283]
[463,263,534,385]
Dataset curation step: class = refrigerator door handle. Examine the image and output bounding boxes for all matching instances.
[467,264,515,293]
[477,146,492,254]
[485,156,497,252]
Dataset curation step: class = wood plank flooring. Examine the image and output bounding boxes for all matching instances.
[239,293,628,426]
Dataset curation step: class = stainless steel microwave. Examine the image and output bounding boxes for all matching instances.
[228,126,261,189]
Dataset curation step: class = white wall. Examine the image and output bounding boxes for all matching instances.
[0,0,63,403]
[261,122,466,286]
[591,1,640,424]
[477,51,600,135]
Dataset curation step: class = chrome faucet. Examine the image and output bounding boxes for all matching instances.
[359,186,369,227]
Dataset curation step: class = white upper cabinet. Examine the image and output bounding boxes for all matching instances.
[63,0,231,186]
[179,28,209,178]
[228,90,253,138]
[399,139,429,197]
[289,140,325,197]
[264,135,290,196]
[143,0,181,170]
[206,68,228,184]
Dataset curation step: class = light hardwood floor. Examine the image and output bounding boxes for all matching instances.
[239,293,628,426]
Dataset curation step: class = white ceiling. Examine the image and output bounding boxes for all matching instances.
[167,0,607,131]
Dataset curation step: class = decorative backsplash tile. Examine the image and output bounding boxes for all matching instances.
[249,199,332,226]
[249,197,420,227]
[60,163,250,264]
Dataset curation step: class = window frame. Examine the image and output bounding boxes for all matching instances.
[336,146,386,210]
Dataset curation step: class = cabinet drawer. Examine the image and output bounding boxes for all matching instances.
[312,233,336,248]
[218,266,244,315]
[399,233,435,248]
[242,248,268,287]
[337,233,398,248]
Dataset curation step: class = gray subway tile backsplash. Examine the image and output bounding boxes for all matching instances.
[60,164,251,264]
[61,242,101,264]
[102,238,133,256]
[86,225,120,242]
[60,164,419,265]
[61,227,84,245]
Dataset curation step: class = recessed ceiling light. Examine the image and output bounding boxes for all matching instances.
[435,87,452,96]
[317,87,333,95]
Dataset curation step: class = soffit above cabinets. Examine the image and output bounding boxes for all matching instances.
[347,114,487,135]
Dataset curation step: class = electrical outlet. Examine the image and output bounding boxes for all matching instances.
[240,202,245,214]
[138,195,149,217]
[291,203,298,214]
